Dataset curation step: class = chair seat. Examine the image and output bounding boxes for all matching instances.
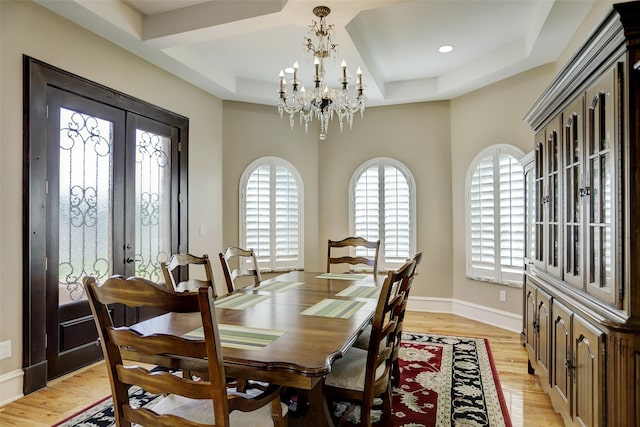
[353,324,371,350]
[152,394,288,426]
[326,347,386,392]
[353,325,387,355]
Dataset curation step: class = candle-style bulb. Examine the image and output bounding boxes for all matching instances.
[314,58,320,84]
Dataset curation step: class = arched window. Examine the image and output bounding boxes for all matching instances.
[240,157,304,271]
[466,145,525,285]
[350,158,416,271]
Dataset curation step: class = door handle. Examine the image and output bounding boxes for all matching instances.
[125,257,135,264]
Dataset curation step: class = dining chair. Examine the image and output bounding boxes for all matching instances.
[83,275,288,427]
[161,253,217,297]
[324,259,416,426]
[219,247,262,294]
[327,237,380,277]
[353,251,423,386]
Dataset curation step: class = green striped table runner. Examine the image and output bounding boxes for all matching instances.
[301,298,371,319]
[215,293,270,310]
[315,273,368,280]
[184,324,285,350]
[336,285,380,298]
[258,280,304,292]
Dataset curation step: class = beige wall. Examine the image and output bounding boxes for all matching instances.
[450,64,556,315]
[0,0,223,383]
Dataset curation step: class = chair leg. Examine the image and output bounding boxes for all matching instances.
[236,378,248,392]
[360,399,373,427]
[391,357,400,387]
[339,403,360,427]
[271,398,287,427]
[380,385,393,426]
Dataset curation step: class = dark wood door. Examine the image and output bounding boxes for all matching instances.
[45,88,126,377]
[45,88,179,378]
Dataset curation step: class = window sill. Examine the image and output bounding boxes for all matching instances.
[466,275,523,288]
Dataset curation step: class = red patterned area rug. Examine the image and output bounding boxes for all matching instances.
[54,332,512,427]
[393,332,511,426]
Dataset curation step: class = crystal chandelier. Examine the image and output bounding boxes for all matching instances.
[278,5,366,140]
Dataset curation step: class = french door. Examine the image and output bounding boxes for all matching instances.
[24,57,188,391]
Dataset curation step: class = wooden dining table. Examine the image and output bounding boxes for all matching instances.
[129,270,380,427]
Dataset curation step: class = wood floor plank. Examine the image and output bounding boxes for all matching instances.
[0,311,563,426]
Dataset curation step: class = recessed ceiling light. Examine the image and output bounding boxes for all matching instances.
[438,45,454,53]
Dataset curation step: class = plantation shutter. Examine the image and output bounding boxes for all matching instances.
[470,156,496,278]
[243,158,302,271]
[498,154,525,282]
[274,165,299,268]
[384,165,411,264]
[246,165,271,263]
[354,166,380,260]
[468,149,524,284]
[353,161,413,267]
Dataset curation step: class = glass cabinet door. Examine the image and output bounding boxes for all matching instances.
[522,152,536,268]
[585,66,619,306]
[545,117,563,277]
[533,137,545,270]
[563,98,584,288]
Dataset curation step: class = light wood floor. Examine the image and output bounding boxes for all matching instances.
[0,312,563,426]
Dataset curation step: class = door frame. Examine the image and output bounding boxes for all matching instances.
[22,56,189,393]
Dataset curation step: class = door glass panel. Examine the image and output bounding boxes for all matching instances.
[564,110,582,284]
[590,157,600,222]
[587,83,614,296]
[58,107,113,304]
[548,131,560,269]
[525,168,536,261]
[534,142,544,263]
[134,129,172,282]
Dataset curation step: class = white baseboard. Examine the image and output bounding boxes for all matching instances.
[407,296,522,333]
[0,369,24,406]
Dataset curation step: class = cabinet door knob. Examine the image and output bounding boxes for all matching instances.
[578,187,591,197]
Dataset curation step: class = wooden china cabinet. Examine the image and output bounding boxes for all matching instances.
[521,2,640,426]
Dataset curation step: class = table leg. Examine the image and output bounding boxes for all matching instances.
[303,378,334,427]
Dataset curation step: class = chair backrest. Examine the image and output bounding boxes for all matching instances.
[218,247,262,294]
[390,252,423,357]
[83,275,231,426]
[161,253,217,297]
[363,259,416,402]
[327,237,380,277]
[393,252,423,328]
